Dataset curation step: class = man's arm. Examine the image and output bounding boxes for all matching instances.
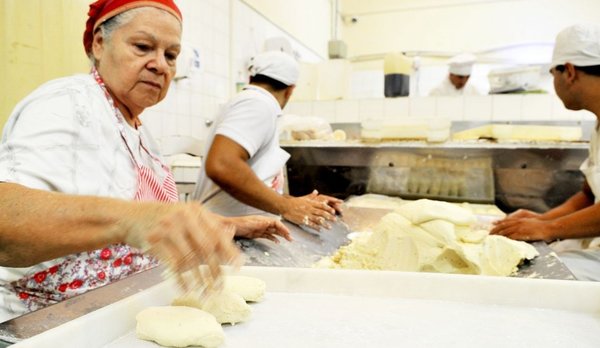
[205,135,337,229]
[491,183,597,241]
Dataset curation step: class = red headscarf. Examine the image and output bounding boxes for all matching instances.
[83,0,182,56]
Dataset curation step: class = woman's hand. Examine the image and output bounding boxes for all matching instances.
[122,202,241,292]
[227,215,292,243]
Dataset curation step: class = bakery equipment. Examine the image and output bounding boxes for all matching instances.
[488,66,542,94]
[283,123,588,212]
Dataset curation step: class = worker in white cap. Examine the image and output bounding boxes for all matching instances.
[492,23,600,281]
[192,51,342,230]
[429,53,483,96]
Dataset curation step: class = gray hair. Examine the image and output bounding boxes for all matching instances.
[87,7,145,64]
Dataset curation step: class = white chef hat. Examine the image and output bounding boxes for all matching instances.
[551,23,600,68]
[448,53,476,76]
[248,51,299,86]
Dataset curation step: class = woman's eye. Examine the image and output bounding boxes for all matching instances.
[166,52,178,62]
[135,44,151,52]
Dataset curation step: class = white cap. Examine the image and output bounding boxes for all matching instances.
[551,24,600,68]
[448,53,476,76]
[248,51,299,86]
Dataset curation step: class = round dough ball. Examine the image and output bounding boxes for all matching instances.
[136,306,224,348]
[202,290,252,325]
[332,129,347,141]
[225,275,266,302]
[173,289,252,325]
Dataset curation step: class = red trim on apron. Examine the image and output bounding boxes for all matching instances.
[9,68,179,312]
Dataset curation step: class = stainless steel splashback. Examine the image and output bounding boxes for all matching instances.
[283,141,587,213]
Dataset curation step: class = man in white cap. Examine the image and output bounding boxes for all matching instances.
[429,53,482,96]
[192,51,342,231]
[491,23,600,281]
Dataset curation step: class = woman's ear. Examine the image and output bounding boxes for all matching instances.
[91,30,104,62]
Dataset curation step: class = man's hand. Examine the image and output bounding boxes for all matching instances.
[490,216,557,242]
[280,190,340,230]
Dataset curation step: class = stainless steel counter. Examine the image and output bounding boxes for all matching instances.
[0,206,574,345]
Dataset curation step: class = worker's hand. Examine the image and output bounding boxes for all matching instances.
[280,192,337,231]
[308,190,344,215]
[226,215,292,243]
[122,202,242,292]
[505,209,540,220]
[490,217,556,242]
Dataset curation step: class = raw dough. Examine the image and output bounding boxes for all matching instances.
[136,306,224,348]
[225,275,266,302]
[317,199,538,276]
[173,289,252,325]
[395,199,477,225]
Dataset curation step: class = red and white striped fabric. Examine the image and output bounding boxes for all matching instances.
[135,164,179,202]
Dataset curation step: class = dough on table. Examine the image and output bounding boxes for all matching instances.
[136,306,224,348]
[173,288,252,325]
[225,275,266,302]
[316,198,538,276]
[396,199,477,225]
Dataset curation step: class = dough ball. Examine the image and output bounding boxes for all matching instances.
[173,289,252,325]
[332,129,347,141]
[136,306,224,348]
[225,275,266,302]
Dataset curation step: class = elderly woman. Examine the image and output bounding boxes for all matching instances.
[0,0,289,321]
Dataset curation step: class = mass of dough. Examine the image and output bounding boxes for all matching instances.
[345,194,505,217]
[173,288,252,325]
[225,275,266,302]
[136,306,224,348]
[316,199,538,276]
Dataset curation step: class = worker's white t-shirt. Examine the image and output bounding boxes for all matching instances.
[192,85,290,217]
[0,74,166,322]
[429,77,483,96]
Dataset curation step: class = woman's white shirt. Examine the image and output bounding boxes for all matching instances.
[0,74,166,320]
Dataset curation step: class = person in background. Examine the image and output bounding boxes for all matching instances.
[192,51,343,230]
[0,0,289,322]
[491,23,600,281]
[429,53,483,96]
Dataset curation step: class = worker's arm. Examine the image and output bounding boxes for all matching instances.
[491,182,597,241]
[0,183,240,285]
[205,135,337,230]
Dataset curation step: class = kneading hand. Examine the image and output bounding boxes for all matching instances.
[308,190,344,215]
[227,215,292,243]
[490,216,556,242]
[281,191,338,231]
[122,202,242,293]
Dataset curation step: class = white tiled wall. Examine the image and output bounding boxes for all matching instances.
[142,0,230,145]
[140,0,322,148]
[286,94,592,123]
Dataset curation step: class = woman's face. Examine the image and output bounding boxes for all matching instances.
[93,7,181,116]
